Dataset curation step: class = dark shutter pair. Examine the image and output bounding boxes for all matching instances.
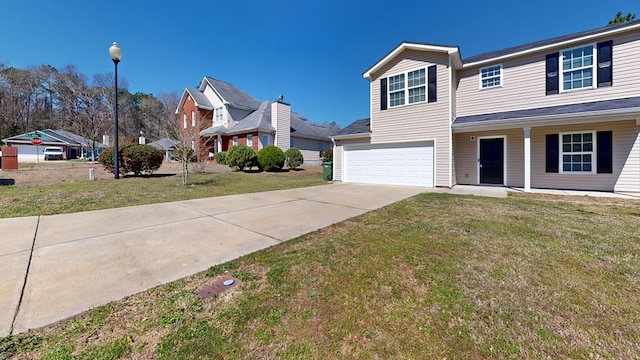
[545,132,612,173]
[380,65,436,110]
[546,40,613,95]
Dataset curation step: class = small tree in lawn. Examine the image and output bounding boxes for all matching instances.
[226,144,258,171]
[284,147,304,170]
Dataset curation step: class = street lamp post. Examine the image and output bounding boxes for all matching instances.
[108,42,122,179]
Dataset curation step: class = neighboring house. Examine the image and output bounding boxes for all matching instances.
[175,77,335,165]
[148,138,179,160]
[334,20,640,192]
[2,129,106,162]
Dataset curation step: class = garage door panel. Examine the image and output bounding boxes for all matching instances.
[343,143,434,187]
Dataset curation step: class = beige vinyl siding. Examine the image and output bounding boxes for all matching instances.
[531,121,638,191]
[451,66,458,185]
[290,136,332,165]
[457,32,640,117]
[614,122,640,192]
[333,138,371,182]
[454,129,524,186]
[369,50,451,187]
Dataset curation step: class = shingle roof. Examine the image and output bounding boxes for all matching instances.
[148,138,179,150]
[2,129,103,147]
[463,19,640,64]
[204,77,260,110]
[335,118,370,136]
[186,88,213,109]
[453,96,640,126]
[227,101,276,134]
[290,112,335,139]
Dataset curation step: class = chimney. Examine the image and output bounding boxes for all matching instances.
[271,97,290,151]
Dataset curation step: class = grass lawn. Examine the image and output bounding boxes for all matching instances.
[2,193,639,359]
[0,165,325,218]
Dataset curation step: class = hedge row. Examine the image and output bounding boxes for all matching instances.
[220,145,305,172]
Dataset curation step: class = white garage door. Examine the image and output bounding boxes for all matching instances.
[343,142,434,187]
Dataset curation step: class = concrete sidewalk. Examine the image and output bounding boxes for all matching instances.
[1,183,433,336]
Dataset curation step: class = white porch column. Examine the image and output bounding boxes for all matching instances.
[217,134,222,152]
[523,126,531,192]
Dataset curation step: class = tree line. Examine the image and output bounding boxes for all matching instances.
[0,62,179,150]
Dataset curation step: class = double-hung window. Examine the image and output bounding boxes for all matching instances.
[247,134,253,148]
[480,64,502,89]
[561,132,594,173]
[191,110,196,126]
[388,68,426,107]
[183,114,187,129]
[214,107,223,122]
[561,45,595,91]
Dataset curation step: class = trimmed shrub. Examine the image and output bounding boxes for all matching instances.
[226,144,258,171]
[120,144,164,175]
[98,144,164,176]
[98,146,119,174]
[214,151,227,165]
[284,147,304,170]
[321,149,333,163]
[257,145,285,172]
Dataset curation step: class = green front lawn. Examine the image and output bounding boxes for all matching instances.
[3,193,639,359]
[0,167,324,218]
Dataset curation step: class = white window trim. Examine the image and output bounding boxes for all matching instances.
[233,136,238,146]
[247,134,253,148]
[559,130,596,174]
[387,67,427,108]
[183,114,187,129]
[214,107,224,123]
[559,43,597,93]
[191,110,196,127]
[479,64,503,89]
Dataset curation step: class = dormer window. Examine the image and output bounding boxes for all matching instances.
[480,64,502,89]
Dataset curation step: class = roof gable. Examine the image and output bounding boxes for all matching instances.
[175,88,214,114]
[202,77,261,110]
[363,42,461,80]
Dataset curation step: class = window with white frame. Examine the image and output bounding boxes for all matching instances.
[388,68,426,107]
[261,134,269,147]
[183,114,187,129]
[561,132,594,173]
[247,134,253,148]
[561,45,595,92]
[214,107,223,122]
[480,64,502,89]
[191,140,196,150]
[191,110,196,126]
[233,136,238,146]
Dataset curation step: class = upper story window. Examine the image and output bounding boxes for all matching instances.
[546,41,611,96]
[183,113,187,129]
[480,64,502,89]
[387,68,426,108]
[381,66,435,110]
[560,131,594,173]
[191,110,196,126]
[561,45,595,91]
[214,107,223,122]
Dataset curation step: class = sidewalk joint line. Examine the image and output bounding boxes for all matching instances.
[10,215,40,334]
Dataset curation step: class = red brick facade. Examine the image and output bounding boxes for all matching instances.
[178,95,213,161]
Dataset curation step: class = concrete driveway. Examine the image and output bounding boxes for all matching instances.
[0,183,429,336]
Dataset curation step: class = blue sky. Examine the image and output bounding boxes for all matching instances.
[1,0,636,128]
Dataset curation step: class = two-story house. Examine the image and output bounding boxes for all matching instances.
[333,20,640,193]
[176,77,335,165]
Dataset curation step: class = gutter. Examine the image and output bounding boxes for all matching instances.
[331,132,372,141]
[452,107,640,132]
